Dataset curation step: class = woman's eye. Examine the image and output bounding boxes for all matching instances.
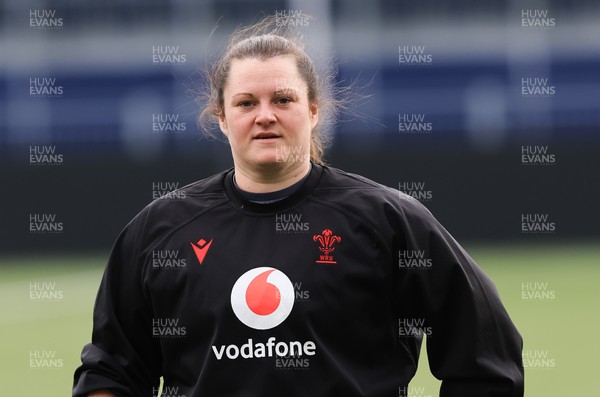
[276,97,292,105]
[238,101,254,107]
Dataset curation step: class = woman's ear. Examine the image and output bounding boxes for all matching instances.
[218,110,229,137]
[309,102,319,130]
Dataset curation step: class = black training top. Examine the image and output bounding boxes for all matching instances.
[73,163,524,397]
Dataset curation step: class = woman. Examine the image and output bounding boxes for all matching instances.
[73,15,524,397]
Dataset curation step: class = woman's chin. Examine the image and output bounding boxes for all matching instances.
[240,148,310,169]
[250,154,284,168]
[246,149,285,166]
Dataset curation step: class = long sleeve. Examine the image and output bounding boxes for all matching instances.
[393,195,524,397]
[73,213,162,397]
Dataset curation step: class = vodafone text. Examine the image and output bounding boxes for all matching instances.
[212,337,316,360]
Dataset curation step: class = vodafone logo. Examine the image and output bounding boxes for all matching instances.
[213,267,316,361]
[230,267,294,330]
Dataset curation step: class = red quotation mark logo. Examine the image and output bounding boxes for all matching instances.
[230,267,295,330]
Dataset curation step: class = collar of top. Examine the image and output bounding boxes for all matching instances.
[224,162,323,214]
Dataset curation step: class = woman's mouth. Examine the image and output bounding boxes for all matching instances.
[253,132,282,141]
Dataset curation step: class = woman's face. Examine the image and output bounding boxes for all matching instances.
[219,55,318,170]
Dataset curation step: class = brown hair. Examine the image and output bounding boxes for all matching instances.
[199,14,338,165]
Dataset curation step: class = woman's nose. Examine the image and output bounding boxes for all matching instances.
[255,103,277,126]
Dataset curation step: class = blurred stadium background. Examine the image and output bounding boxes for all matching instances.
[1,0,599,395]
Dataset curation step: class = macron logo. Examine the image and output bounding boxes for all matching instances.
[190,238,213,265]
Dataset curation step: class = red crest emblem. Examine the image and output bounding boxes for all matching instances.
[313,229,341,264]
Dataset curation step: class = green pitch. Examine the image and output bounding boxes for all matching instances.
[1,243,598,396]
